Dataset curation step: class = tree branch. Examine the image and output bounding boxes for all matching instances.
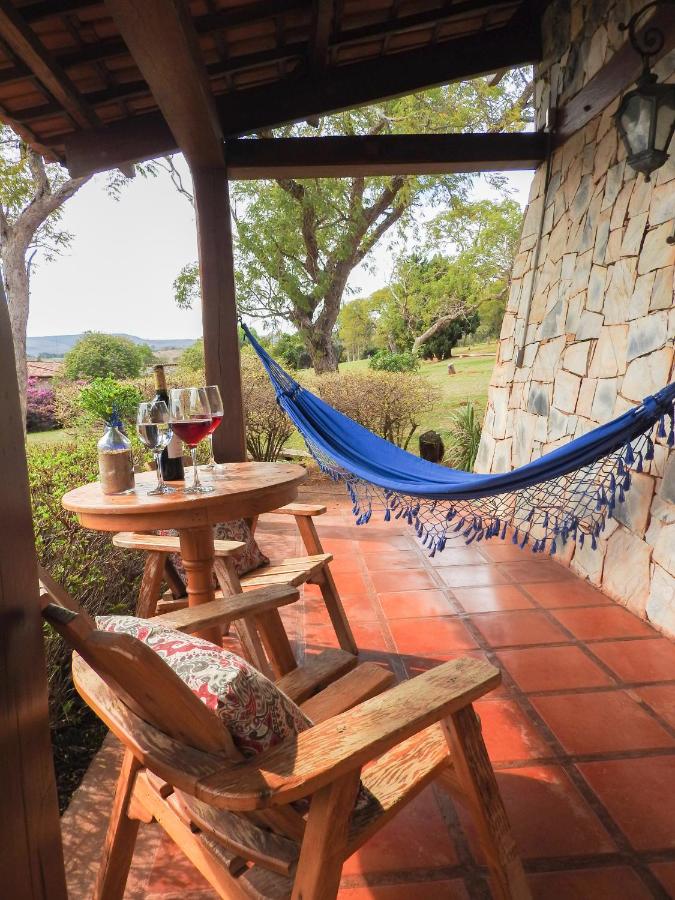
[412,305,472,351]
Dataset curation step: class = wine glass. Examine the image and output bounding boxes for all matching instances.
[136,401,176,495]
[169,387,215,494]
[203,385,224,470]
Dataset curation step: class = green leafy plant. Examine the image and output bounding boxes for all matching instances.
[445,402,482,471]
[63,332,151,380]
[368,349,419,372]
[78,376,141,426]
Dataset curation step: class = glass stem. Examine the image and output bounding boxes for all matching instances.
[154,452,165,489]
[191,446,201,489]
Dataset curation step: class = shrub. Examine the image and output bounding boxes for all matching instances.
[26,377,60,431]
[63,332,148,380]
[241,353,294,460]
[29,439,146,808]
[445,402,482,471]
[77,376,142,426]
[368,349,419,372]
[313,370,437,450]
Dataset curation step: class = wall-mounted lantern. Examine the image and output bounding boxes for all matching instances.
[615,0,675,181]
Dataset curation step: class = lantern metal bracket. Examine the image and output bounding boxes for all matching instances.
[619,0,674,77]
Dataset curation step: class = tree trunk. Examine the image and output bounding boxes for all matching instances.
[3,243,30,425]
[307,327,339,373]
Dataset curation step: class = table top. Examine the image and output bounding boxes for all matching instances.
[62,462,307,532]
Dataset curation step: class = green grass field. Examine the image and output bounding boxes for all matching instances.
[26,428,69,446]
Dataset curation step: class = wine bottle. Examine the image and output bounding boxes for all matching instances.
[152,364,185,481]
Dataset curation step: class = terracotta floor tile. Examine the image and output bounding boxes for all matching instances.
[364,551,424,571]
[305,621,391,654]
[342,787,457,875]
[452,584,535,613]
[437,565,513,588]
[378,589,455,619]
[426,546,486,566]
[331,571,371,595]
[498,559,574,583]
[524,579,612,607]
[389,616,477,655]
[590,638,675,683]
[330,556,366,574]
[496,646,615,693]
[474,698,552,761]
[358,534,416,553]
[472,610,569,648]
[577,755,675,850]
[633,684,675,730]
[370,568,437,593]
[528,867,652,899]
[479,542,551,563]
[650,862,675,895]
[531,690,675,754]
[340,593,382,622]
[402,649,495,682]
[458,765,616,859]
[338,881,468,899]
[550,606,656,640]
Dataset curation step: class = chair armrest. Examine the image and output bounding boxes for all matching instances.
[113,531,245,557]
[150,584,300,633]
[268,503,327,518]
[197,656,500,810]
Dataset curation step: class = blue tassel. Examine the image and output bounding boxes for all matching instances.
[579,532,585,547]
[438,536,446,552]
[465,531,477,544]
[395,508,403,520]
[669,425,674,447]
[446,508,456,522]
[645,438,654,461]
[591,534,597,550]
[625,443,635,465]
[454,517,466,532]
[512,528,519,544]
[520,533,529,549]
[500,522,508,540]
[429,545,436,558]
[384,508,391,522]
[550,540,557,555]
[532,539,540,553]
[619,485,625,503]
[658,415,667,439]
[543,512,549,528]
[476,529,485,542]
[526,508,534,522]
[624,471,631,489]
[617,459,625,476]
[636,453,643,473]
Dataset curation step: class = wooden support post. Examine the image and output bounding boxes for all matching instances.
[192,165,246,463]
[0,285,67,897]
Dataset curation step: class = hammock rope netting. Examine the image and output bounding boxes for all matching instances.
[242,325,675,557]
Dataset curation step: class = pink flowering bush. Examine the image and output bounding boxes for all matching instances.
[26,377,60,431]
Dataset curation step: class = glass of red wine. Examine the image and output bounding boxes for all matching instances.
[203,385,224,470]
[169,387,215,494]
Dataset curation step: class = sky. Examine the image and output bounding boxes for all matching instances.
[27,157,534,341]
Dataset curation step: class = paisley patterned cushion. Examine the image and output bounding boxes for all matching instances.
[161,518,269,579]
[96,615,311,758]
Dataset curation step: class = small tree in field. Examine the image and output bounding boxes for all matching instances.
[64,332,147,380]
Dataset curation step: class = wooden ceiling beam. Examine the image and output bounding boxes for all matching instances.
[0,0,99,127]
[65,19,541,175]
[224,132,547,178]
[310,0,334,74]
[103,0,223,167]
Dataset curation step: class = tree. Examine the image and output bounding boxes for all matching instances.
[271,332,312,370]
[173,70,532,372]
[63,332,147,379]
[338,299,375,362]
[0,127,91,418]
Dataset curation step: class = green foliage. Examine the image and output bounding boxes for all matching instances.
[368,349,419,372]
[173,72,531,371]
[77,376,142,426]
[445,402,482,471]
[177,338,205,378]
[271,332,312,370]
[63,332,148,380]
[338,299,375,361]
[136,343,157,367]
[312,370,437,450]
[241,354,294,460]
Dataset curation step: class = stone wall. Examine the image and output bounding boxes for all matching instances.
[476,0,675,635]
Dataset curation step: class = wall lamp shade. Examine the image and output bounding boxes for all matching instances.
[616,73,675,179]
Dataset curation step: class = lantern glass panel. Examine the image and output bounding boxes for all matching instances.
[619,91,654,155]
[654,89,675,153]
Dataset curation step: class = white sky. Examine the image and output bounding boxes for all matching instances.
[27,157,534,341]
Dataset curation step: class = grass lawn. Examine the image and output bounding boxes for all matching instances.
[286,341,497,453]
[26,428,70,446]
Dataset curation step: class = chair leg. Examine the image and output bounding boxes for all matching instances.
[94,750,142,900]
[441,706,531,900]
[294,515,357,655]
[137,551,168,618]
[292,769,361,900]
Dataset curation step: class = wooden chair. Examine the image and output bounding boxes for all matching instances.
[40,570,530,900]
[113,501,357,657]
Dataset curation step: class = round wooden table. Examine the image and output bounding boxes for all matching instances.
[62,462,307,641]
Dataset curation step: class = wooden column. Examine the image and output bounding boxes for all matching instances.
[191,165,246,462]
[0,286,67,898]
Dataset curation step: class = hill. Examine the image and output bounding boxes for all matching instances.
[27,333,197,358]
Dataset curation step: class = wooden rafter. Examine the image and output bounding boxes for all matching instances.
[104,0,223,167]
[0,0,99,128]
[64,19,541,175]
[310,0,334,73]
[223,132,547,178]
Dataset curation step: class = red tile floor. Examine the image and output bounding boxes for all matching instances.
[61,484,675,899]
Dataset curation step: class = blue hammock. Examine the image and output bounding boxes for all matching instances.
[243,325,675,556]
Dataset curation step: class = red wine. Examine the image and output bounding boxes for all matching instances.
[152,366,184,480]
[207,414,223,435]
[172,419,213,447]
